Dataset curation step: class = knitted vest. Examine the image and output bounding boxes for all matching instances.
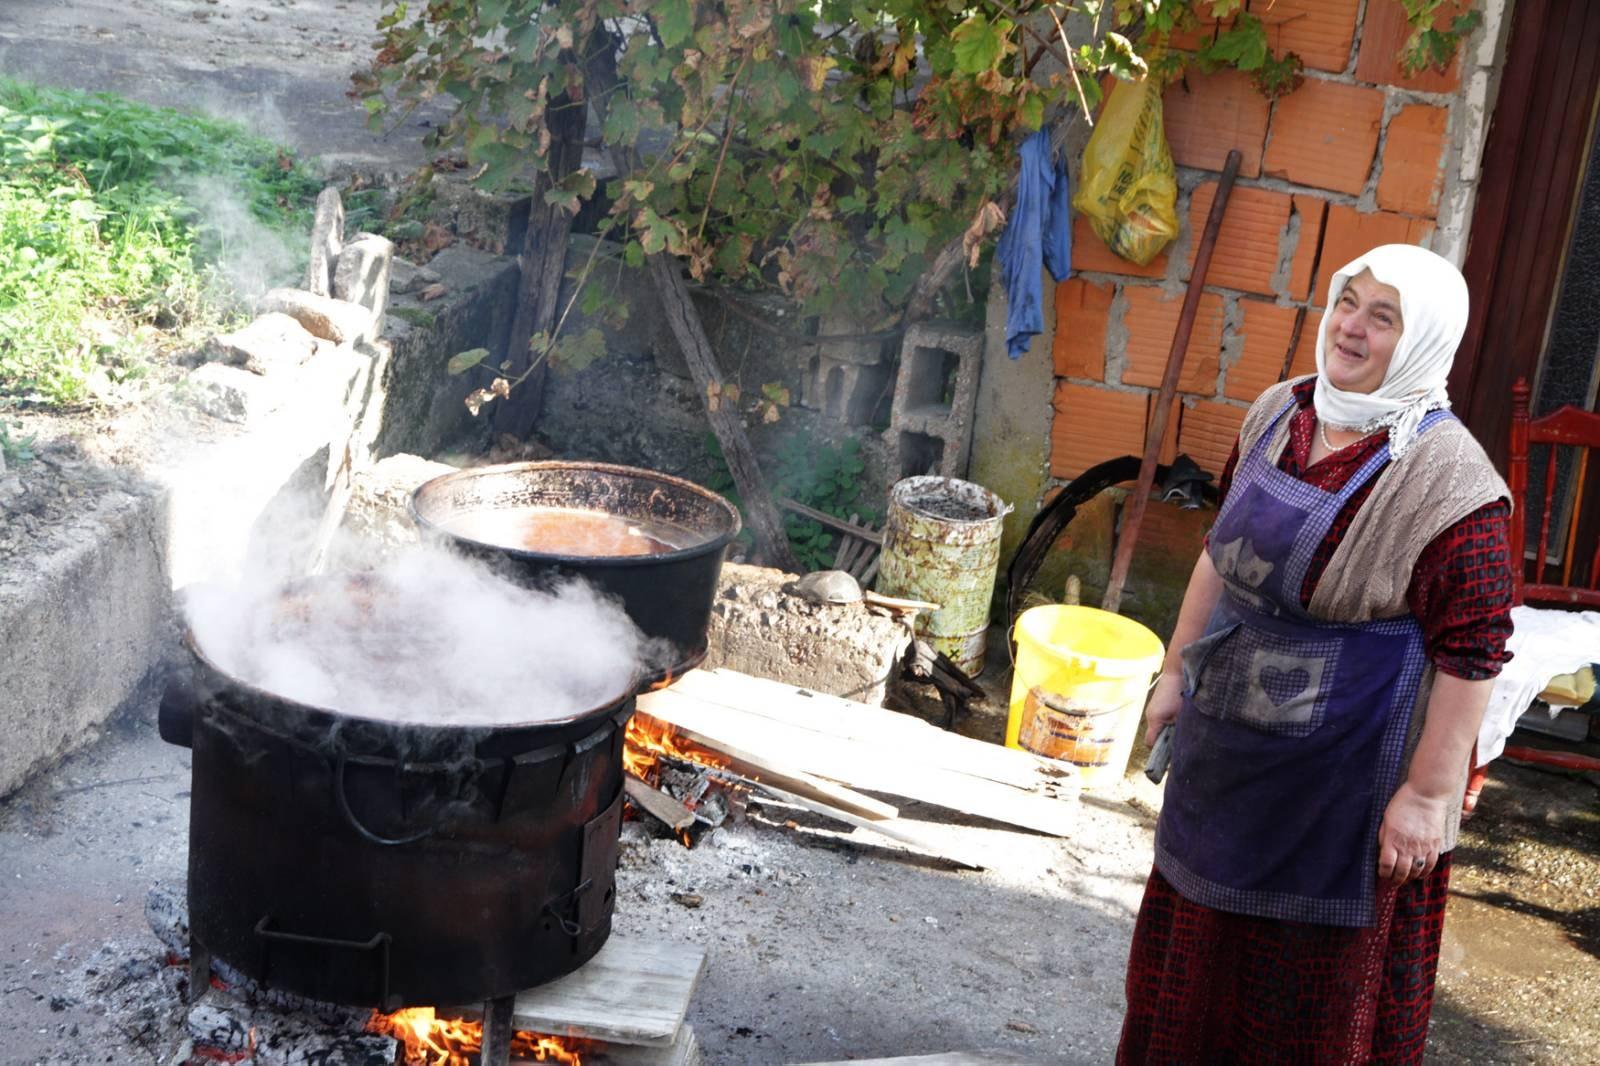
[1233,377,1510,849]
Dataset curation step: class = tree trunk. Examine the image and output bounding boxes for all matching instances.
[493,92,588,439]
[646,253,800,572]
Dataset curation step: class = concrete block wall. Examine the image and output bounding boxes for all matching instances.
[1043,0,1512,519]
[886,320,984,479]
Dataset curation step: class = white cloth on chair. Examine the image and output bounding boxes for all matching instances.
[1478,605,1600,765]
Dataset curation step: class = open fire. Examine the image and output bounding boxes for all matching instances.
[367,1007,587,1065]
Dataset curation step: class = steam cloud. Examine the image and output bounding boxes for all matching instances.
[184,544,648,727]
[181,174,303,299]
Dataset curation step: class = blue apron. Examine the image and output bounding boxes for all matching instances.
[1154,400,1450,927]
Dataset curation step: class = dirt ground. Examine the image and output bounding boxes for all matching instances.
[1,686,1597,1065]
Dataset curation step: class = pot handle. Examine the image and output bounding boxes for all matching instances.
[334,756,436,847]
[158,677,197,749]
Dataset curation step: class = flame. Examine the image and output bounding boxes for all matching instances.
[367,1007,584,1065]
[622,712,725,782]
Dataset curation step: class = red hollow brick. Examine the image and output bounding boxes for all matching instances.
[1050,383,1150,479]
[1226,300,1300,402]
[1053,278,1114,381]
[1071,214,1170,279]
[1258,0,1361,73]
[1377,104,1449,217]
[1162,68,1269,178]
[1287,194,1328,301]
[1288,317,1320,380]
[1178,399,1249,478]
[1314,204,1436,298]
[1261,78,1385,195]
[1355,0,1462,94]
[1184,183,1293,297]
[1121,286,1225,393]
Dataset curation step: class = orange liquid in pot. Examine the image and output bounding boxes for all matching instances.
[443,507,684,557]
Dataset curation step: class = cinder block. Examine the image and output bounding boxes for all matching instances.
[1261,78,1385,195]
[1377,104,1449,217]
[1120,286,1225,393]
[1287,194,1328,301]
[1257,0,1360,72]
[1227,300,1301,402]
[1052,278,1114,380]
[1178,399,1249,478]
[1071,215,1169,279]
[886,320,983,478]
[1050,382,1148,479]
[1162,69,1269,177]
[1315,204,1435,297]
[1184,183,1293,296]
[809,356,893,426]
[1356,0,1462,93]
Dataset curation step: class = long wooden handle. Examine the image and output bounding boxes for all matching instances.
[1102,149,1243,614]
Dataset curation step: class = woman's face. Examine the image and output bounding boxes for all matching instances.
[1323,269,1403,395]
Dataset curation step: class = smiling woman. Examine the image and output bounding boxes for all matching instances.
[1121,244,1516,1065]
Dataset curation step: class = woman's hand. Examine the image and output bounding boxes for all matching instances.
[1377,781,1447,884]
[1143,670,1185,745]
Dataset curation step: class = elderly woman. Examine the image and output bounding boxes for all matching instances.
[1118,245,1514,1064]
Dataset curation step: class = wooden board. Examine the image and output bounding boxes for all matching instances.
[592,1023,702,1065]
[749,781,984,870]
[636,691,1077,837]
[454,937,706,1048]
[668,669,1073,792]
[625,774,696,832]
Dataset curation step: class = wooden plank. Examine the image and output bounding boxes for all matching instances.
[635,694,1078,836]
[748,781,985,870]
[454,937,706,1048]
[593,1023,702,1066]
[668,731,898,820]
[667,669,1074,792]
[624,775,695,832]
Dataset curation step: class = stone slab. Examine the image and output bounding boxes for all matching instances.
[209,312,319,376]
[0,486,172,798]
[705,563,910,706]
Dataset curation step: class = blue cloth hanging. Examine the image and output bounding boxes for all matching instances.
[996,128,1072,359]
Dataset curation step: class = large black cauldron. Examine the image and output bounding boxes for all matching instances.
[160,591,632,1010]
[410,462,742,683]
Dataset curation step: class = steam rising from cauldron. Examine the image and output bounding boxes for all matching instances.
[184,544,650,727]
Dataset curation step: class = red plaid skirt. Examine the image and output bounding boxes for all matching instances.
[1117,854,1452,1065]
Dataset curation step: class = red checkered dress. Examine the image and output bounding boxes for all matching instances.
[1118,380,1512,1065]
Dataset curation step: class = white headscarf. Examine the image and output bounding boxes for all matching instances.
[1312,244,1468,458]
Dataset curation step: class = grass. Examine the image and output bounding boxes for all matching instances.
[0,78,321,406]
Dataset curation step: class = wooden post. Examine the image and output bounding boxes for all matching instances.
[1102,149,1242,614]
[647,253,800,571]
[492,94,587,440]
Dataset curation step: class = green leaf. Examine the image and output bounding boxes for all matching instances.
[951,13,1007,75]
[549,327,609,373]
[447,347,490,374]
[655,0,693,48]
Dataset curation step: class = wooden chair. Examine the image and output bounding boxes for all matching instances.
[1508,378,1600,607]
[1471,379,1600,790]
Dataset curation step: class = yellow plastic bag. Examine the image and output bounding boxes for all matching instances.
[1071,78,1179,266]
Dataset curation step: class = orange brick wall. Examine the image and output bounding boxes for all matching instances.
[1045,0,1466,505]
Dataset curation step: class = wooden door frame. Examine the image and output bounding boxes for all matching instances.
[1451,0,1600,473]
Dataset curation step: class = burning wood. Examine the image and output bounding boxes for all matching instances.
[366,1006,587,1065]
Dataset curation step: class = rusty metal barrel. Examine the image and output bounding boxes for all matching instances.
[876,476,1010,676]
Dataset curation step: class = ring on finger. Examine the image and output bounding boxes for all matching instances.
[1412,856,1426,870]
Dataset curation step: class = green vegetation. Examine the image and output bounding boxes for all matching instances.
[0,418,35,467]
[0,78,320,406]
[708,434,877,571]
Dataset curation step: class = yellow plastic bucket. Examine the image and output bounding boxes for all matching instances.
[1006,605,1165,788]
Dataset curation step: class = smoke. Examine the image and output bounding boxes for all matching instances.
[180,174,303,300]
[183,543,648,727]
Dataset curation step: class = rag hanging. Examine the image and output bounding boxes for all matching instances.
[997,128,1072,359]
